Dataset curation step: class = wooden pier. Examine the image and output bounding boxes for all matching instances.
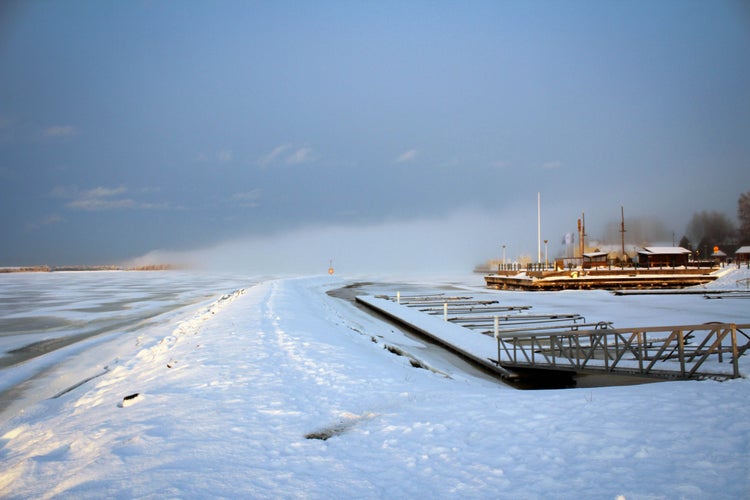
[356,293,750,383]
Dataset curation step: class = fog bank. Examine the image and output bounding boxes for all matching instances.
[127,197,691,276]
[127,209,537,276]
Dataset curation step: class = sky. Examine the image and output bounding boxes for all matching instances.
[1,0,749,271]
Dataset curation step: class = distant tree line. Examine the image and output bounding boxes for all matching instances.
[0,264,179,273]
[0,266,51,273]
[678,190,750,258]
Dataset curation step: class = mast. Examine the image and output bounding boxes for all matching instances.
[620,206,626,263]
[580,212,586,258]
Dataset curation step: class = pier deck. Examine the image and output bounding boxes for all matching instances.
[355,295,519,380]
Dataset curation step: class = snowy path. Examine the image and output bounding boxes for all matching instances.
[1,276,749,499]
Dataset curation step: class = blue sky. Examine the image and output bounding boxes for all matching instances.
[1,1,749,271]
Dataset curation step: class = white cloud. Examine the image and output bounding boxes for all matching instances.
[259,144,315,166]
[395,149,418,164]
[69,196,136,211]
[42,214,64,225]
[286,147,312,165]
[231,189,262,208]
[87,186,127,198]
[43,125,76,138]
[259,144,293,166]
[54,185,167,211]
[26,214,65,231]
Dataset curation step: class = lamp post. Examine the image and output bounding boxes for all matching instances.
[544,239,548,269]
[502,245,506,269]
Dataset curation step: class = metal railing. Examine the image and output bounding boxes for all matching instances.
[496,323,750,380]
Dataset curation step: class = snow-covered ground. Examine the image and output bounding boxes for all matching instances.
[1,269,749,499]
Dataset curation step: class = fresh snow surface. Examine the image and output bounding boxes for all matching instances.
[1,270,750,499]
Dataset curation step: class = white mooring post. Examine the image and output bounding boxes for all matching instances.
[495,315,500,364]
[444,302,448,321]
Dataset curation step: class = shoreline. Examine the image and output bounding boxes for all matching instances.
[0,264,180,273]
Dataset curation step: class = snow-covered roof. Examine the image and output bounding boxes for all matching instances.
[736,246,750,255]
[639,246,691,255]
[583,251,608,258]
[712,250,727,257]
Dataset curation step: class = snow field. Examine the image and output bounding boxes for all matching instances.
[0,274,749,499]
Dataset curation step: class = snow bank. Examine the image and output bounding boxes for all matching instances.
[1,274,749,499]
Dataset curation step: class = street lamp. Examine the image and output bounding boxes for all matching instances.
[502,245,506,269]
[544,239,548,269]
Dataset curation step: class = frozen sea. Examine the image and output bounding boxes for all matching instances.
[1,268,749,499]
[0,271,255,417]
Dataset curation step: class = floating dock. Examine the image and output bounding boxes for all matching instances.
[355,295,519,380]
[356,293,750,384]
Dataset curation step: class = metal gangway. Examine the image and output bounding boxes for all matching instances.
[495,322,750,380]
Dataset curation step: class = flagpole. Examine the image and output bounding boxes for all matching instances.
[537,192,541,264]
